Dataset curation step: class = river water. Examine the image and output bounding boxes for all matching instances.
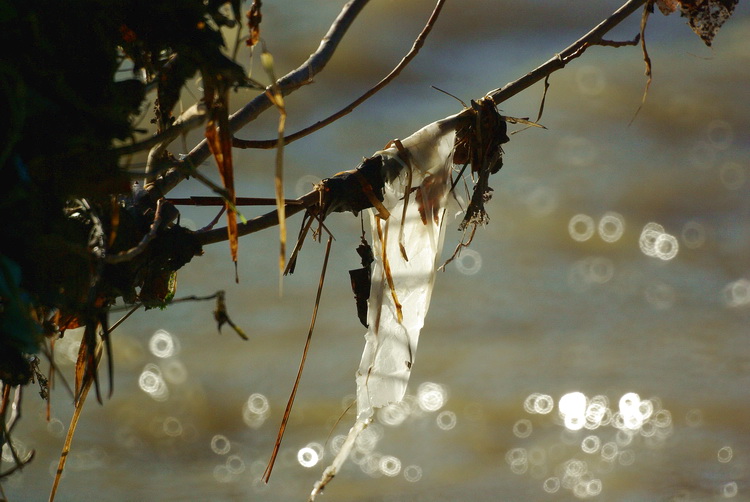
[4,1,749,501]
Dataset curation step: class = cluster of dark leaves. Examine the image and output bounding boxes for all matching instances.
[0,0,245,389]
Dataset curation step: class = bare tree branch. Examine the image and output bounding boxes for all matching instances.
[149,0,371,200]
[113,103,207,157]
[197,190,322,245]
[104,199,177,264]
[233,0,448,150]
[486,0,646,105]
[194,0,649,247]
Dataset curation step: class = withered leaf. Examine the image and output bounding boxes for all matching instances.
[456,97,509,230]
[247,0,262,48]
[204,78,239,273]
[349,236,374,327]
[214,291,248,340]
[656,0,738,46]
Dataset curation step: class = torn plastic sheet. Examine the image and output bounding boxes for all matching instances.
[310,117,456,500]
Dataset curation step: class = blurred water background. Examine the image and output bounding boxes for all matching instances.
[3,1,749,500]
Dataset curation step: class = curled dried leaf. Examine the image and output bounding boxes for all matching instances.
[247,0,262,48]
[656,0,738,46]
[214,291,248,340]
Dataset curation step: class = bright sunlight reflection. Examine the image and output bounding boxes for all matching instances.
[507,391,676,499]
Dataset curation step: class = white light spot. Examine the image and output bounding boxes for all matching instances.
[138,364,169,401]
[455,248,482,275]
[654,233,679,260]
[436,410,457,431]
[404,464,422,482]
[358,454,380,476]
[513,419,533,438]
[149,329,178,358]
[297,447,319,468]
[543,477,561,494]
[243,393,270,429]
[524,393,540,413]
[598,212,625,243]
[510,459,528,475]
[559,392,587,431]
[163,417,183,437]
[722,481,738,498]
[417,382,446,412]
[210,435,231,455]
[305,442,324,462]
[639,222,665,257]
[568,214,595,242]
[653,409,673,428]
[534,394,554,414]
[619,393,640,414]
[581,435,601,454]
[355,427,381,453]
[378,401,411,426]
[564,459,587,478]
[718,446,733,463]
[574,481,589,499]
[587,479,603,497]
[585,395,609,429]
[723,279,750,308]
[379,455,401,477]
[226,455,246,474]
[601,442,618,461]
[246,393,270,414]
[505,448,527,466]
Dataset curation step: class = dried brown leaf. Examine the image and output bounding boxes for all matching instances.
[656,0,738,46]
[205,80,239,276]
[247,0,262,48]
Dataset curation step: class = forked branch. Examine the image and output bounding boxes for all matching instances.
[194,0,649,246]
[150,0,371,199]
[233,0,448,150]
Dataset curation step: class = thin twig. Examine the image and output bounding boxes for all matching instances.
[151,0,371,199]
[143,104,208,184]
[486,0,647,105]
[233,0,448,149]
[113,103,207,156]
[630,1,653,125]
[196,190,322,245]
[104,199,171,264]
[195,0,648,247]
[599,34,640,47]
[168,196,303,206]
[49,350,98,502]
[263,235,333,483]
